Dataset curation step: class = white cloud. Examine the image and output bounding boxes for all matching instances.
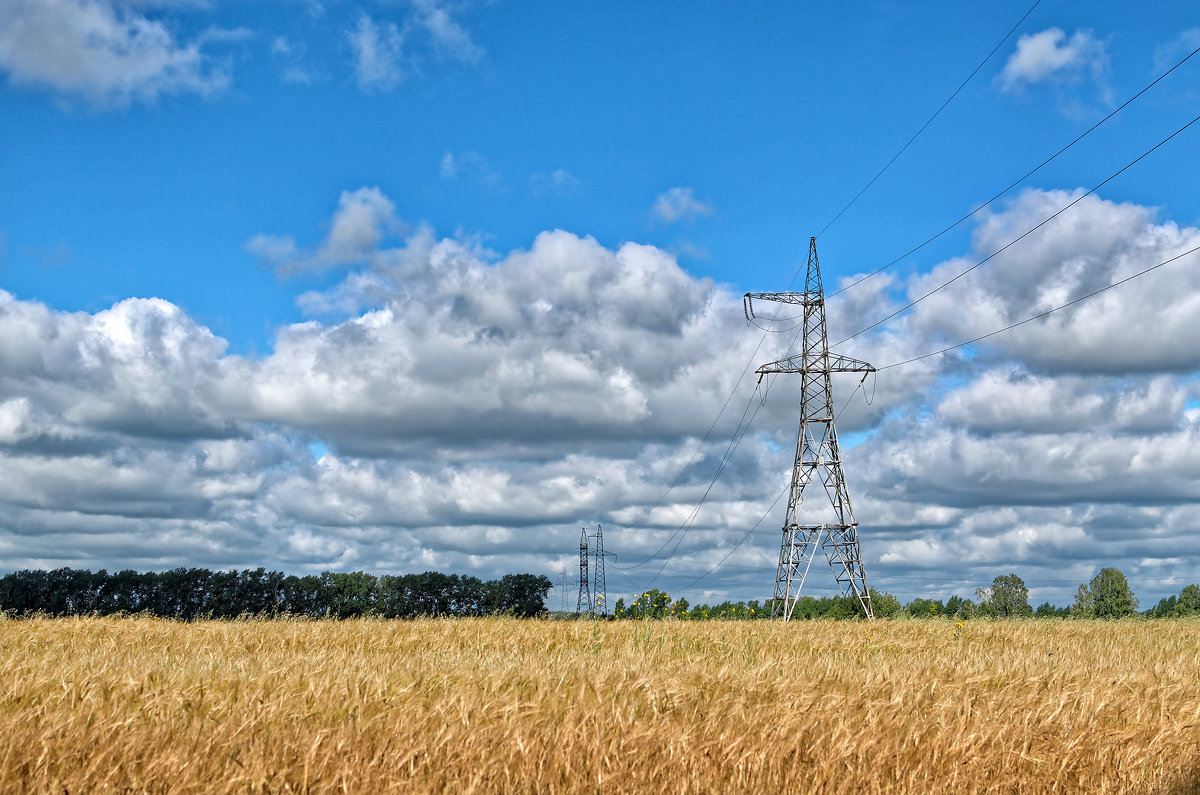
[999,28,1106,92]
[246,187,403,274]
[653,187,714,224]
[344,1,483,93]
[902,190,1200,373]
[3,186,1200,606]
[348,12,405,91]
[412,0,482,64]
[0,0,229,107]
[1153,28,1200,74]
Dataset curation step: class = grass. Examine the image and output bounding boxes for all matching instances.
[1,615,1198,793]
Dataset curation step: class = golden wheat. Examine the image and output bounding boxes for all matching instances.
[1,615,1198,793]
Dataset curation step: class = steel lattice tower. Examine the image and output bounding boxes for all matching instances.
[745,237,876,620]
[590,524,615,617]
[576,527,592,616]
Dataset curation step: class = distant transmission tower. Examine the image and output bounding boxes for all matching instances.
[576,527,592,616]
[560,568,569,613]
[745,237,876,620]
[590,524,615,617]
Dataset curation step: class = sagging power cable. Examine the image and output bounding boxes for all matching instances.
[876,243,1200,371]
[825,40,1200,300]
[816,0,1043,239]
[831,110,1200,348]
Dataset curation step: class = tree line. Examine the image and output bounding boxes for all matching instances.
[612,569,1200,620]
[0,567,553,619]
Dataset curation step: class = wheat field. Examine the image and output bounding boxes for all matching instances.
[1,615,1198,793]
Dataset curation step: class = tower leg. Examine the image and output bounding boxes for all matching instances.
[771,524,825,620]
[822,524,873,617]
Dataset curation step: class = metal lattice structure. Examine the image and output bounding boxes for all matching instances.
[576,527,592,616]
[746,237,876,620]
[590,524,615,617]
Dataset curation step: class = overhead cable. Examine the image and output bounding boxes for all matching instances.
[672,374,872,590]
[616,382,765,572]
[825,40,1200,300]
[831,110,1200,348]
[877,243,1200,371]
[816,0,1043,239]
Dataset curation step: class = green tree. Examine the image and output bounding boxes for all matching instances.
[1070,583,1095,618]
[626,589,672,618]
[944,595,972,618]
[1177,584,1200,616]
[977,574,1032,618]
[904,597,945,618]
[1034,601,1068,618]
[282,574,326,617]
[491,573,552,617]
[869,589,902,618]
[1147,595,1177,618]
[320,571,378,618]
[1074,568,1138,619]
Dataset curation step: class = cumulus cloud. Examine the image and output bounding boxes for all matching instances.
[0,292,237,440]
[902,190,1200,373]
[3,186,1200,607]
[653,187,714,224]
[0,0,230,107]
[0,195,792,586]
[246,187,403,274]
[998,28,1107,92]
[238,226,764,450]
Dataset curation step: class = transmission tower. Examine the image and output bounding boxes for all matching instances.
[560,568,569,613]
[590,524,615,617]
[745,237,876,620]
[576,527,592,616]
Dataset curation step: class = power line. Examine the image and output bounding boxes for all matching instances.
[670,374,872,592]
[831,110,1200,348]
[682,239,1200,591]
[658,1,1035,480]
[685,237,1200,593]
[615,384,765,571]
[615,31,1200,602]
[825,41,1200,300]
[816,0,1043,238]
[609,0,1016,561]
[604,252,814,557]
[877,243,1200,371]
[671,484,787,593]
[626,385,767,591]
[656,230,1199,590]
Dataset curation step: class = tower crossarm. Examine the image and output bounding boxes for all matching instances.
[756,352,875,377]
[743,291,821,320]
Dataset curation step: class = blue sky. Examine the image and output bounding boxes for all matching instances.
[2,0,1200,609]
